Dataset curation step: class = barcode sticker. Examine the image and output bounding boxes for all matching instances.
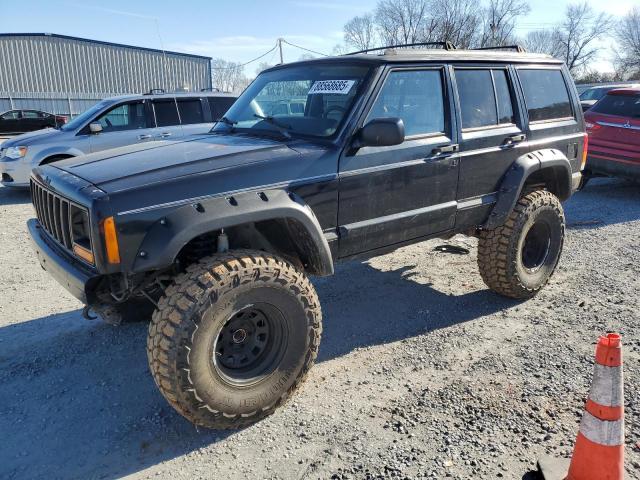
[308,80,356,95]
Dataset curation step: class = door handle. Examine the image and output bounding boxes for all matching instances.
[158,132,172,138]
[431,144,459,156]
[137,134,152,140]
[503,134,526,146]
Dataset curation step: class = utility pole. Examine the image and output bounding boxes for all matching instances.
[277,38,284,64]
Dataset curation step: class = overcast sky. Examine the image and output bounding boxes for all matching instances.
[1,0,636,73]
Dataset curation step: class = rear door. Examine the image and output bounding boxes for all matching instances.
[20,110,46,132]
[151,99,184,141]
[452,65,526,227]
[88,100,155,153]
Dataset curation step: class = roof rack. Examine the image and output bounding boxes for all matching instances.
[200,87,221,92]
[472,45,527,53]
[144,88,166,95]
[346,41,457,55]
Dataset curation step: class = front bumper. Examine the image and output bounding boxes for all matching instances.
[0,159,31,187]
[27,218,98,304]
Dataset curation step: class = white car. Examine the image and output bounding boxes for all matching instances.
[0,91,236,187]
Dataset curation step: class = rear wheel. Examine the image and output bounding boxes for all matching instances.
[147,250,322,429]
[477,190,565,299]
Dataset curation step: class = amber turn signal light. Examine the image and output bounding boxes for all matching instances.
[72,243,95,264]
[102,216,121,264]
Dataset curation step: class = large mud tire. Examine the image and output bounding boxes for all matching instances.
[478,190,565,299]
[147,250,322,429]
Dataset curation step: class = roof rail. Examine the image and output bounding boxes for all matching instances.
[346,41,457,55]
[472,45,527,53]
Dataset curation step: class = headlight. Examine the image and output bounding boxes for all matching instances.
[5,146,28,160]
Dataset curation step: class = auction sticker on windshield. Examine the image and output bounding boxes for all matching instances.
[308,80,356,95]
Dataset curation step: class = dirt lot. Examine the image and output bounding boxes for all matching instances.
[1,178,639,480]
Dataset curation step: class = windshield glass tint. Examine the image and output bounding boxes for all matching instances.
[61,100,112,131]
[591,94,640,117]
[212,64,372,138]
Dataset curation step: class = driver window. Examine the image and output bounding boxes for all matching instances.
[95,102,147,132]
[367,70,445,137]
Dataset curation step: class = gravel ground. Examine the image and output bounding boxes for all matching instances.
[1,178,639,480]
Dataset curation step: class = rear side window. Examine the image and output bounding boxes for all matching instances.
[208,97,236,120]
[177,99,205,124]
[367,69,445,137]
[153,100,180,127]
[518,69,573,122]
[455,69,515,129]
[591,94,640,117]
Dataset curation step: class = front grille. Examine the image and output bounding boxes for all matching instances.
[30,179,91,256]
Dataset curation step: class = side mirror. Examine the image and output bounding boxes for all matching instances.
[355,118,405,148]
[89,122,103,134]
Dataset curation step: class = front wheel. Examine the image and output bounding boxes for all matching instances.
[477,190,565,299]
[147,250,322,429]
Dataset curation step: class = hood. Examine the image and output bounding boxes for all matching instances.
[1,127,63,147]
[53,134,301,193]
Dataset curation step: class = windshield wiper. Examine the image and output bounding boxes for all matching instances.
[253,114,292,139]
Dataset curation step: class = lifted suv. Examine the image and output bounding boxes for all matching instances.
[28,44,586,429]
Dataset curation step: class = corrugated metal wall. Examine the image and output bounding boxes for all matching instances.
[0,34,212,116]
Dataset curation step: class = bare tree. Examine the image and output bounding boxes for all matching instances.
[374,0,429,46]
[480,0,530,47]
[555,2,613,73]
[523,29,563,56]
[613,6,640,78]
[211,59,250,93]
[344,14,378,51]
[431,0,482,48]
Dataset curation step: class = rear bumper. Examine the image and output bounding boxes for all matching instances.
[586,154,640,179]
[27,218,98,304]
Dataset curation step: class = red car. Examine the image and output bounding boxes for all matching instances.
[584,88,640,179]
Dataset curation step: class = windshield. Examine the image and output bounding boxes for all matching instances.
[580,87,612,101]
[212,63,373,139]
[60,100,113,131]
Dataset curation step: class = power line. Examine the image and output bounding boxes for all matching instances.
[281,39,330,57]
[211,43,279,69]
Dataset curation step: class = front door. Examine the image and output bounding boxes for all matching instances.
[452,66,527,227]
[89,100,155,153]
[337,66,459,258]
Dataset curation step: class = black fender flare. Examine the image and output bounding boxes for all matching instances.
[129,188,334,276]
[484,148,572,229]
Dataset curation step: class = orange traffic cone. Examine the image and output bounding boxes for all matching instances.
[566,333,624,480]
[538,333,624,480]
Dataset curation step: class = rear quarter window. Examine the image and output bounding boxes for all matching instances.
[518,69,573,122]
[177,99,205,124]
[208,97,236,120]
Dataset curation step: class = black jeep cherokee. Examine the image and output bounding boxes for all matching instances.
[28,44,586,429]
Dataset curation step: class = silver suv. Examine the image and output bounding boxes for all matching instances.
[0,91,237,187]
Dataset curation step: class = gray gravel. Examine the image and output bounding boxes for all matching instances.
[1,178,639,480]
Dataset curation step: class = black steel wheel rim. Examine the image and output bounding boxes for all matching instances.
[212,303,287,386]
[521,220,552,271]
